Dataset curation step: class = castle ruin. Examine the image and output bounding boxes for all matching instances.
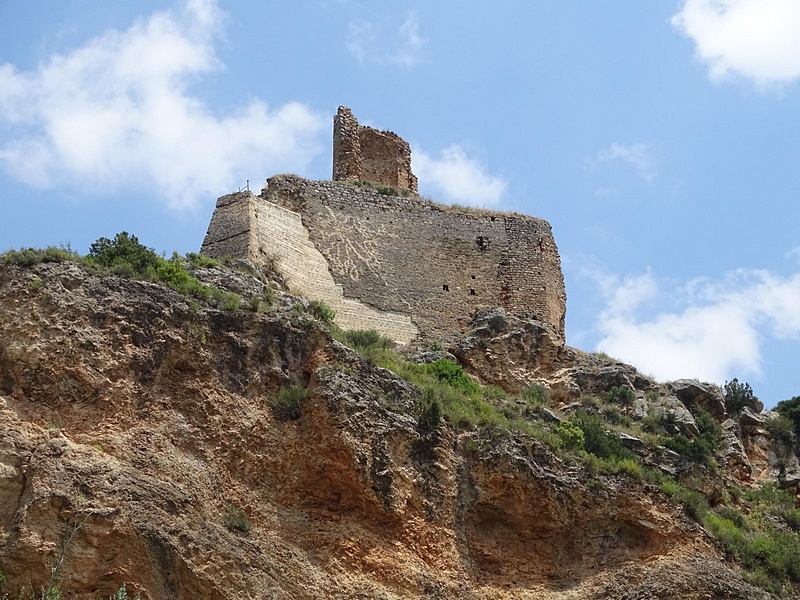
[332,106,418,194]
[201,107,566,345]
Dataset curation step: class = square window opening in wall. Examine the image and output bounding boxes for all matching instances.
[470,289,476,296]
[476,236,490,250]
[471,274,476,279]
[443,284,449,292]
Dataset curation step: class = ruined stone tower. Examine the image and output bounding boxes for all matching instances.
[201,107,566,345]
[332,106,418,193]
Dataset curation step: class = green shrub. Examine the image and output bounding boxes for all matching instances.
[426,359,478,393]
[416,387,442,431]
[675,486,710,521]
[746,482,795,509]
[704,510,800,585]
[784,509,800,532]
[616,458,643,478]
[663,433,707,463]
[155,254,205,295]
[1,245,80,266]
[642,411,677,435]
[521,383,549,406]
[660,478,681,497]
[717,506,750,530]
[659,405,721,466]
[724,378,757,414]
[185,252,220,269]
[482,385,507,403]
[340,329,394,350]
[775,395,800,444]
[571,410,633,461]
[308,299,336,325]
[765,414,796,448]
[556,420,585,451]
[211,288,242,310]
[218,291,242,311]
[272,384,308,420]
[248,295,266,312]
[222,505,252,533]
[581,453,642,478]
[88,231,160,275]
[375,184,399,196]
[605,385,635,406]
[601,405,633,427]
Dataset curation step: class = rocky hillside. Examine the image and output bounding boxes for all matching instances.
[0,250,798,599]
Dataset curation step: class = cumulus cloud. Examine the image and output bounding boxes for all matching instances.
[413,145,507,207]
[0,0,326,209]
[346,10,425,68]
[594,267,800,383]
[672,0,800,86]
[589,142,656,184]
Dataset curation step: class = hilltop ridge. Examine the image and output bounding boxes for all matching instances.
[0,248,798,598]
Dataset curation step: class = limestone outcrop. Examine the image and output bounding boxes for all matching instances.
[0,260,779,599]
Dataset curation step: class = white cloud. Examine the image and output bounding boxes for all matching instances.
[590,142,656,184]
[672,0,800,86]
[346,10,425,68]
[413,145,507,207]
[786,245,800,263]
[0,0,326,209]
[594,266,800,383]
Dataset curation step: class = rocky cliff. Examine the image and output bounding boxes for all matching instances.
[0,259,796,599]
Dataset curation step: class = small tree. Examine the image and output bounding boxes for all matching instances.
[88,232,160,276]
[775,396,800,444]
[724,378,757,414]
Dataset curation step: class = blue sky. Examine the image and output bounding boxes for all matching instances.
[2,0,800,407]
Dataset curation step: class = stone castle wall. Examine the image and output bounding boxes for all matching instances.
[332,107,418,193]
[201,175,566,344]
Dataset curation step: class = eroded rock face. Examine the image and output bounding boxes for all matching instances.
[720,419,753,480]
[669,379,727,420]
[0,263,772,599]
[453,308,566,393]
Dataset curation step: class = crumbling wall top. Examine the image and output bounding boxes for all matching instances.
[332,106,418,194]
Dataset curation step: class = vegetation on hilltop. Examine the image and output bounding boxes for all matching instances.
[333,327,800,596]
[1,233,252,312]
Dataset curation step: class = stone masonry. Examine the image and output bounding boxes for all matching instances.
[333,106,418,194]
[201,108,566,344]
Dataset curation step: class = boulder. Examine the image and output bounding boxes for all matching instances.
[782,464,800,488]
[719,419,752,480]
[669,379,726,419]
[408,349,458,364]
[453,308,565,393]
[633,395,649,420]
[619,432,646,452]
[739,406,765,433]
